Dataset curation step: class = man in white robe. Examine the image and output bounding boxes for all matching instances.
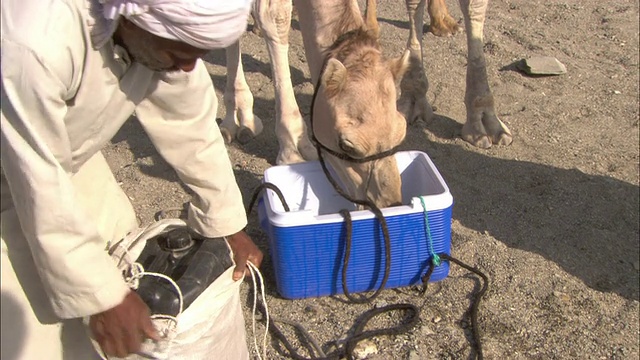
[0,0,262,358]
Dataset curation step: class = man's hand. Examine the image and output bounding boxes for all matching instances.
[89,291,160,358]
[226,230,263,280]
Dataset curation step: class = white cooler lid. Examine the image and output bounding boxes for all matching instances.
[262,151,453,227]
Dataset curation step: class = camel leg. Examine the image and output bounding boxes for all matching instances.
[458,0,512,147]
[254,0,317,164]
[399,0,434,124]
[364,0,380,38]
[220,41,264,144]
[428,0,461,37]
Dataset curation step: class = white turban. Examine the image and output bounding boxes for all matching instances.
[99,0,253,50]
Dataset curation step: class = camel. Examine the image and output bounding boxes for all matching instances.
[296,2,411,209]
[218,0,512,207]
[221,0,411,208]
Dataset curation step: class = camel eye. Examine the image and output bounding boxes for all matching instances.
[338,137,363,157]
[339,140,357,155]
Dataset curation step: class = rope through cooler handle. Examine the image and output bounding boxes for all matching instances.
[248,184,490,359]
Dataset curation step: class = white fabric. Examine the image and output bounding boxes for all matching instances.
[0,152,130,360]
[100,0,253,49]
[1,0,250,356]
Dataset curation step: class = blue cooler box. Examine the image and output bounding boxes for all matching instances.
[258,151,453,299]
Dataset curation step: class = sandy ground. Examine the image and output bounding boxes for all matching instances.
[103,0,639,358]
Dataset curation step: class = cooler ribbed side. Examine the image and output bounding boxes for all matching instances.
[263,205,452,299]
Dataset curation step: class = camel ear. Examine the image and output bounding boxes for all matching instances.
[321,58,347,98]
[388,50,411,84]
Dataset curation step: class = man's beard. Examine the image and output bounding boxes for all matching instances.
[127,46,177,72]
[119,34,178,72]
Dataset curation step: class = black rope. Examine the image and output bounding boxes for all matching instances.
[266,314,327,358]
[421,253,489,360]
[311,137,403,164]
[253,297,420,360]
[337,207,390,304]
[343,303,420,358]
[247,182,290,216]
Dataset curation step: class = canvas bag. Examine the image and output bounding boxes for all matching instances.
[86,218,250,360]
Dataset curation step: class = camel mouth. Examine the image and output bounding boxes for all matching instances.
[355,200,403,211]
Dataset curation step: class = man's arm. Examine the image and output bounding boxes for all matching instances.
[135,60,263,276]
[0,40,130,318]
[135,60,248,238]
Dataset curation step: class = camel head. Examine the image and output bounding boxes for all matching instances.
[312,30,411,209]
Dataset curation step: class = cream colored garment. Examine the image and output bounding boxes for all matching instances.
[0,0,247,322]
[1,153,131,360]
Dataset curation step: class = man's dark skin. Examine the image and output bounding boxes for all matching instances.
[88,18,264,358]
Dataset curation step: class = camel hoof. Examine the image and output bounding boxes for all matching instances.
[470,135,493,149]
[428,17,461,37]
[398,96,434,125]
[494,132,513,146]
[489,118,514,146]
[220,127,234,144]
[462,113,513,148]
[236,127,256,145]
[462,126,492,149]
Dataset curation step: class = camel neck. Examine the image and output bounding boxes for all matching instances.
[295,0,365,84]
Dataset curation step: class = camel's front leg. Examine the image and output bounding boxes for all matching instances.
[220,41,263,144]
[400,0,434,124]
[254,0,317,164]
[459,0,512,147]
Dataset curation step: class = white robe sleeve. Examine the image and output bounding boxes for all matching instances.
[134,60,248,238]
[0,41,130,319]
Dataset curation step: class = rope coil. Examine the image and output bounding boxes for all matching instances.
[247,180,489,359]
